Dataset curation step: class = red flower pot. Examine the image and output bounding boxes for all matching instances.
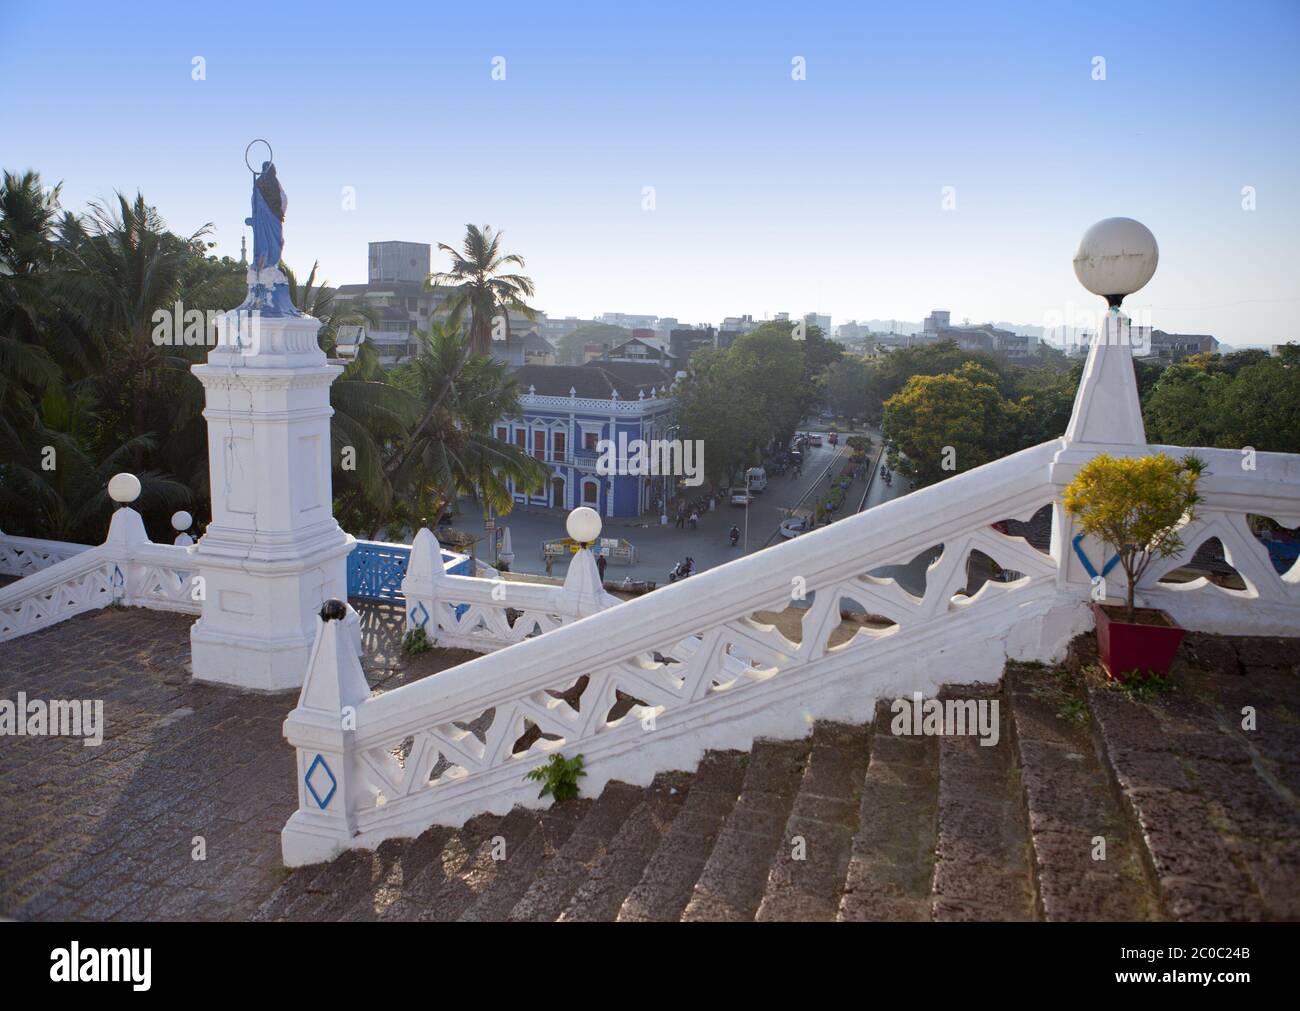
[1092,602,1185,681]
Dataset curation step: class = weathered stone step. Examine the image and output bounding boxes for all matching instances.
[257,839,387,922]
[416,806,543,921]
[756,722,871,921]
[291,847,391,922]
[1081,651,1297,921]
[617,750,748,922]
[1004,662,1160,921]
[557,772,693,921]
[680,738,809,921]
[252,858,336,922]
[458,799,593,922]
[931,684,1035,921]
[342,826,456,921]
[507,780,649,921]
[378,812,504,921]
[838,699,939,921]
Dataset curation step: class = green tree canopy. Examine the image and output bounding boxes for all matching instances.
[883,362,1017,486]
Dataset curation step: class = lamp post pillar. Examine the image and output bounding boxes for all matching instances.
[1050,217,1159,592]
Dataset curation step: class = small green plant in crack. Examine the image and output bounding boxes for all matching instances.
[402,626,431,656]
[1058,695,1090,724]
[1112,669,1172,700]
[1028,665,1089,723]
[525,753,586,802]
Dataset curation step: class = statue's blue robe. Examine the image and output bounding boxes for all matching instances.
[247,187,283,270]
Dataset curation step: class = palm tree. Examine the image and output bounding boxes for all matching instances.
[450,351,549,536]
[0,387,190,541]
[0,171,66,462]
[1,179,240,539]
[53,193,225,471]
[386,324,548,535]
[281,261,420,531]
[428,224,537,356]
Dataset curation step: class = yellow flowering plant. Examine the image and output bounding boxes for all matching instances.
[1063,452,1205,622]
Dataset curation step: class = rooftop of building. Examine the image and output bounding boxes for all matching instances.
[335,280,439,297]
[510,360,674,400]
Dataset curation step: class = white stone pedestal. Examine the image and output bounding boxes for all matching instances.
[189,301,355,690]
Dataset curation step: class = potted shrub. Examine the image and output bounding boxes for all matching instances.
[1063,452,1204,680]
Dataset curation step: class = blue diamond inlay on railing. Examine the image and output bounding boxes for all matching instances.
[304,753,337,810]
[1071,533,1119,580]
[111,564,125,588]
[410,600,429,628]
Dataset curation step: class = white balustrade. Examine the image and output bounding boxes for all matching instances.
[1134,445,1300,634]
[0,507,202,641]
[283,438,1087,863]
[401,527,619,652]
[0,534,92,578]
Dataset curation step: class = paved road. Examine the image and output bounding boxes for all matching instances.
[447,429,917,585]
[444,441,841,582]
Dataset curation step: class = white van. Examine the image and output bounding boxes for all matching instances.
[745,467,768,493]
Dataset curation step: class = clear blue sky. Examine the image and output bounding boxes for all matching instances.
[3,0,1297,345]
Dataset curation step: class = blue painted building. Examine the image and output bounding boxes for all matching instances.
[496,361,676,517]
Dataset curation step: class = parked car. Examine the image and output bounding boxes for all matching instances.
[808,434,824,446]
[779,517,810,539]
[730,490,753,507]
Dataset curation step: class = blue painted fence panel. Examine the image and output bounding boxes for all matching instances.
[347,540,471,603]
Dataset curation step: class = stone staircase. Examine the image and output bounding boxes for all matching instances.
[254,634,1300,922]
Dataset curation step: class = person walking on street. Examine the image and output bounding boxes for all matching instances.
[596,552,607,581]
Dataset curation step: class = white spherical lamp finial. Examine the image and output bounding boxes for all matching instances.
[171,510,193,532]
[1073,217,1159,307]
[566,506,602,546]
[107,472,141,505]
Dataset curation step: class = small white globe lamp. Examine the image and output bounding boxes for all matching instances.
[171,510,195,546]
[107,472,141,506]
[566,506,602,547]
[1072,217,1159,309]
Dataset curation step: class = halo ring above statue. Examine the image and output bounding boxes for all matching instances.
[244,138,273,175]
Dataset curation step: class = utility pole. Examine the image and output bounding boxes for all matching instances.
[742,472,751,553]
